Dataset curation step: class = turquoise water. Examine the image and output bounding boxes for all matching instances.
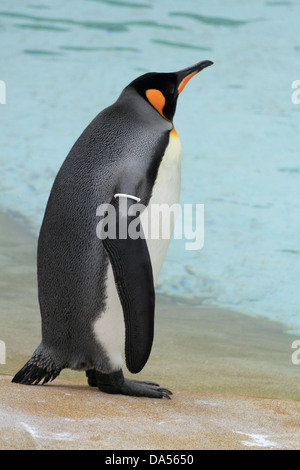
[0,0,300,331]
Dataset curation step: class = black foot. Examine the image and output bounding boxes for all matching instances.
[86,369,172,399]
[86,369,97,387]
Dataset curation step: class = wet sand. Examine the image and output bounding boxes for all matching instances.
[1,375,300,450]
[0,210,300,449]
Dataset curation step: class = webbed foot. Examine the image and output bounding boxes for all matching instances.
[86,369,172,399]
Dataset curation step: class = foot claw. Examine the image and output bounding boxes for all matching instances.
[156,387,172,399]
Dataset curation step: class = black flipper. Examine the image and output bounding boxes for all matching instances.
[101,196,155,374]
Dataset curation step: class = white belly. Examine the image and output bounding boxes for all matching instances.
[140,130,181,281]
[93,131,181,370]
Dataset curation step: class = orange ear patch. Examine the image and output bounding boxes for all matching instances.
[178,70,198,94]
[145,89,166,117]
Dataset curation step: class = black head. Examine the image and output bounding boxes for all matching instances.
[127,60,213,122]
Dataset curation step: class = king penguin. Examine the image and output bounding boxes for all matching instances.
[12,60,213,398]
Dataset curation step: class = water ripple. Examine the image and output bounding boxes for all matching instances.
[90,0,151,8]
[151,39,212,51]
[60,45,140,53]
[169,11,264,27]
[0,10,182,32]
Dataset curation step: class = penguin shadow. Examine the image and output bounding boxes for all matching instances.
[32,379,175,406]
[45,382,88,392]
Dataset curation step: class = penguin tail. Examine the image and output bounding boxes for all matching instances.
[12,344,62,386]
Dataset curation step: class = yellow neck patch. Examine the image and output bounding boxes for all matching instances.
[145,88,166,118]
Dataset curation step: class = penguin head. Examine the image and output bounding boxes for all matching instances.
[128,60,213,122]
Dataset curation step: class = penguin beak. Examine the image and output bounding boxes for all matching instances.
[177,60,213,94]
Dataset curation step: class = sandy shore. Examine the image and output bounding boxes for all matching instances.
[1,376,300,450]
[1,210,300,450]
